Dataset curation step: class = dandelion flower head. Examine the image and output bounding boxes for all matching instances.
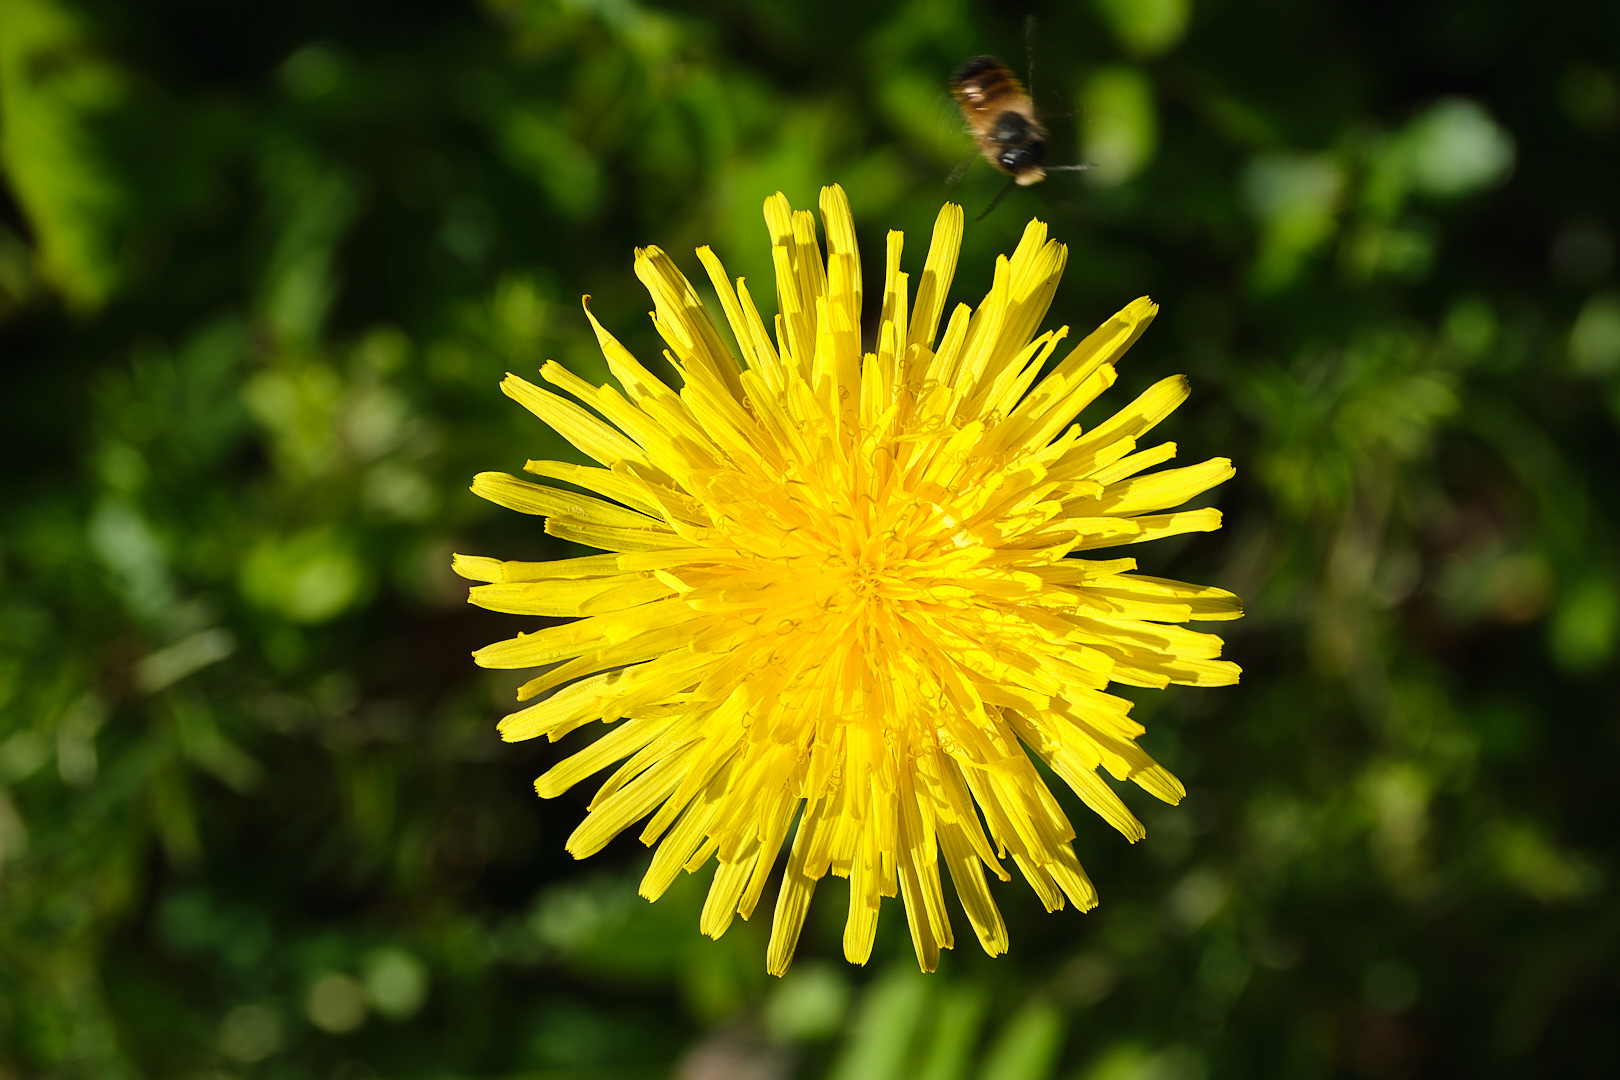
[456,185,1242,975]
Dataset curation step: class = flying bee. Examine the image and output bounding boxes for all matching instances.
[950,54,1092,220]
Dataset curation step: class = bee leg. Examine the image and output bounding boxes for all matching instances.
[1025,14,1037,97]
[976,176,1019,221]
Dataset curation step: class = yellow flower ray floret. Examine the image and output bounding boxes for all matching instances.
[459,185,1241,975]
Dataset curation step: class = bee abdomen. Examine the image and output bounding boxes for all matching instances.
[950,56,1021,111]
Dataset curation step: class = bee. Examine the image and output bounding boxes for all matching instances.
[950,54,1091,219]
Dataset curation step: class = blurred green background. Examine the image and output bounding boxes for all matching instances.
[2,0,1618,1077]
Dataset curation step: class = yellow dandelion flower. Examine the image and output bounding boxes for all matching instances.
[456,185,1242,975]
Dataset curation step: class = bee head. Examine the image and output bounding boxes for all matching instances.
[998,141,1047,182]
[992,112,1046,178]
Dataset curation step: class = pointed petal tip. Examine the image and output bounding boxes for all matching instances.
[451,553,503,583]
[498,372,540,399]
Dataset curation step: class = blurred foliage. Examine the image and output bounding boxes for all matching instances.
[2,0,1619,1078]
